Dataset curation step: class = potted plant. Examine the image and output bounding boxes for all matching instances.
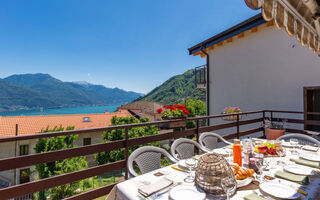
[222,106,242,121]
[157,104,189,128]
[263,118,286,140]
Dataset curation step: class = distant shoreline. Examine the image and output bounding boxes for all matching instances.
[0,105,121,117]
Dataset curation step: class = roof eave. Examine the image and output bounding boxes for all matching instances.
[188,13,266,55]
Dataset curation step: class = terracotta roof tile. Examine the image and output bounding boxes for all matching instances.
[0,109,131,138]
[120,101,163,114]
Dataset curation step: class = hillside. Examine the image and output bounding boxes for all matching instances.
[138,69,205,105]
[1,73,143,111]
[0,79,58,111]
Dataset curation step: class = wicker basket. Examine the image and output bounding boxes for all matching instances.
[195,153,236,196]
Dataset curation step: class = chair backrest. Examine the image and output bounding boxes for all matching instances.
[277,133,320,147]
[170,138,209,160]
[199,132,232,151]
[127,146,177,177]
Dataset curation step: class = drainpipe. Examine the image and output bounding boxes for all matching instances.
[201,47,210,125]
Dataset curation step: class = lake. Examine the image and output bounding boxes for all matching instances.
[0,105,120,117]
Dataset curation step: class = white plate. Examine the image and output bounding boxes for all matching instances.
[169,185,206,200]
[259,182,300,199]
[282,141,293,147]
[284,165,314,176]
[212,148,229,156]
[302,145,319,152]
[236,177,253,188]
[300,153,320,162]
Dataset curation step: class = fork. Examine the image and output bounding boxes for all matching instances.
[253,190,275,200]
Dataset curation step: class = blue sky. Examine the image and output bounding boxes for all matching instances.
[0,0,258,94]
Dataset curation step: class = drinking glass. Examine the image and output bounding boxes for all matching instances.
[254,154,264,183]
[290,138,299,155]
[184,158,196,183]
[298,144,304,156]
[276,146,286,167]
[225,148,233,163]
[221,177,236,200]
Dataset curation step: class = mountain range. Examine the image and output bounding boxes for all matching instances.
[138,69,205,105]
[0,73,143,111]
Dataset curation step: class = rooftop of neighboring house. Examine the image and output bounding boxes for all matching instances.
[0,109,131,138]
[119,101,163,115]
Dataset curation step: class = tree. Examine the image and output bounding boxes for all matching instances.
[95,116,159,165]
[34,126,88,200]
[182,99,206,117]
[180,99,206,129]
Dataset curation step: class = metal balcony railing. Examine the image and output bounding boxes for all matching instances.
[195,64,206,89]
[0,110,319,199]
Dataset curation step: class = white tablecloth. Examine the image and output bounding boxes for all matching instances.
[115,147,320,200]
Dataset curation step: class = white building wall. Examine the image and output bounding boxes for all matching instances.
[205,24,320,137]
[207,24,320,115]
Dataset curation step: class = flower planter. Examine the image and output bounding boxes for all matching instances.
[266,128,285,140]
[160,116,187,129]
[223,113,242,121]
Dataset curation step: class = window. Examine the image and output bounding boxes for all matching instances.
[83,117,91,122]
[19,145,29,156]
[83,138,91,146]
[304,87,320,131]
[19,168,30,184]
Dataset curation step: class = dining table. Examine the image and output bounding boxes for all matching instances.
[112,142,320,200]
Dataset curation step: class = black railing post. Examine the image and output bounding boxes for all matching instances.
[196,119,200,154]
[270,111,273,122]
[236,114,240,139]
[125,127,129,180]
[196,119,200,141]
[262,111,266,138]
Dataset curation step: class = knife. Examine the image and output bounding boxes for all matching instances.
[171,166,188,173]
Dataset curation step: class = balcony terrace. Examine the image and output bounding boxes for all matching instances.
[0,110,320,199]
[195,65,206,89]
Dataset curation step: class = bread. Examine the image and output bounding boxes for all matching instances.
[230,163,240,175]
[230,163,254,180]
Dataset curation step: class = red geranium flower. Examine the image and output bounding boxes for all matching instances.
[183,109,189,115]
[157,108,163,114]
[170,107,176,111]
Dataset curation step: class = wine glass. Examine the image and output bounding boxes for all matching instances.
[290,138,299,155]
[225,148,233,163]
[184,158,196,183]
[298,144,304,156]
[254,154,264,183]
[221,177,236,200]
[276,146,286,167]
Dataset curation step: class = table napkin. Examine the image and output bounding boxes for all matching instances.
[295,159,320,168]
[302,145,319,152]
[243,193,266,200]
[275,171,309,185]
[138,177,173,197]
[237,180,259,191]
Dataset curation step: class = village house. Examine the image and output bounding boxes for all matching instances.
[189,13,320,132]
[0,109,131,187]
[119,101,163,121]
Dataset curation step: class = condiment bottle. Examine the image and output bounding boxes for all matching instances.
[233,139,242,166]
[243,139,253,168]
